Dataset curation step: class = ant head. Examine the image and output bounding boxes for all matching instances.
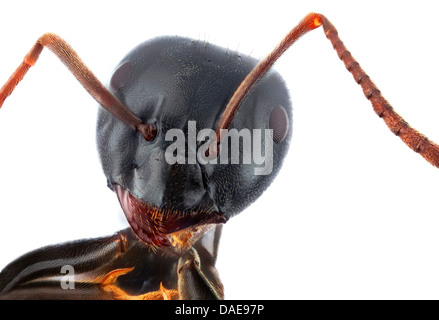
[0,15,320,252]
[97,36,292,250]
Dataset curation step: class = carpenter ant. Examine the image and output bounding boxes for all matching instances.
[0,13,438,299]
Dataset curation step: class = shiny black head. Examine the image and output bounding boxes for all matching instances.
[96,36,292,250]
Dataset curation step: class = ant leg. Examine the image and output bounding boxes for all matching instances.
[0,33,143,131]
[0,229,131,299]
[177,247,224,300]
[0,228,180,300]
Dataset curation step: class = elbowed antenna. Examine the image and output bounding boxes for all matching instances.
[214,13,439,168]
[214,13,322,139]
[0,33,156,141]
[318,14,439,167]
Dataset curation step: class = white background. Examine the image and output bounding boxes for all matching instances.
[1,0,439,300]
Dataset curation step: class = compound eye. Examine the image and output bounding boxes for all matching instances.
[269,106,289,143]
[110,61,132,91]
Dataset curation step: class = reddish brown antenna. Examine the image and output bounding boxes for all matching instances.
[214,13,439,168]
[319,14,439,167]
[215,13,322,139]
[0,33,156,141]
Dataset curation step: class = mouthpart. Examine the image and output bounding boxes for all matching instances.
[113,184,227,253]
